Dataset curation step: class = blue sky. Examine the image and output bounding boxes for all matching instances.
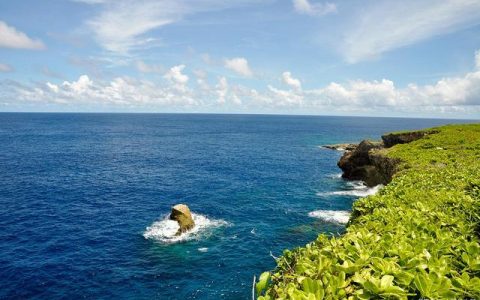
[1,0,480,118]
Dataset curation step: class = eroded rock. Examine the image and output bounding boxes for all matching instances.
[336,130,438,187]
[337,140,397,187]
[170,204,195,235]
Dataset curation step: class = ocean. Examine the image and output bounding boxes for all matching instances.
[0,113,473,299]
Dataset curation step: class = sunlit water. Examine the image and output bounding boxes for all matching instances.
[0,113,470,299]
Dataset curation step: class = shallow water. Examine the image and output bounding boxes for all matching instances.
[0,113,471,299]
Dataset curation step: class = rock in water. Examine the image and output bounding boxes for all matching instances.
[170,204,195,235]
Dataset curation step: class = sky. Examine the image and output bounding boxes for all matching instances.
[1,0,480,118]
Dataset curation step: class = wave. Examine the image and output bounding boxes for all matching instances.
[317,182,383,198]
[327,173,343,179]
[143,213,230,244]
[308,210,350,224]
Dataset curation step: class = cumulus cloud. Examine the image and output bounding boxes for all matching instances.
[341,0,480,63]
[9,73,197,107]
[282,71,302,90]
[292,0,336,16]
[62,75,93,94]
[0,63,13,72]
[0,21,45,50]
[224,57,253,77]
[3,50,480,116]
[164,64,189,86]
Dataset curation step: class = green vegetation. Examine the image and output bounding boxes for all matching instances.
[257,124,480,299]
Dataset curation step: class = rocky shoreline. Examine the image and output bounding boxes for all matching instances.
[324,129,438,187]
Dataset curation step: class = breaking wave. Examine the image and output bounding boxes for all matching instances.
[143,213,230,244]
[308,210,350,224]
[317,182,383,198]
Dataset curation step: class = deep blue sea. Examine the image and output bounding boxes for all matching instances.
[0,113,474,299]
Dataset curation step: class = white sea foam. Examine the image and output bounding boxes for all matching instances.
[198,247,208,252]
[143,213,229,244]
[308,210,350,224]
[327,173,343,179]
[317,183,383,198]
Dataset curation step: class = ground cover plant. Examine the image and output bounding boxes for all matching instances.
[257,124,480,299]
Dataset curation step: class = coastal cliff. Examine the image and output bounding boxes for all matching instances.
[256,124,480,299]
[336,129,438,187]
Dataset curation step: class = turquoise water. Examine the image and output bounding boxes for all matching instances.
[0,113,471,299]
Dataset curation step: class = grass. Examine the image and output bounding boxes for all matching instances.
[257,124,480,299]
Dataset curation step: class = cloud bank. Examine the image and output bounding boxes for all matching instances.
[3,51,480,116]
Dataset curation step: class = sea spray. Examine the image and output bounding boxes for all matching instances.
[143,213,230,244]
[310,182,384,224]
[308,210,350,224]
[317,183,384,198]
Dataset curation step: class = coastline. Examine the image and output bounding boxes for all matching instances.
[257,124,480,299]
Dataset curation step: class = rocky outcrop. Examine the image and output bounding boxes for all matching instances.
[322,143,357,151]
[335,130,437,187]
[320,129,440,187]
[337,140,389,187]
[381,130,438,148]
[170,204,195,235]
[334,130,438,187]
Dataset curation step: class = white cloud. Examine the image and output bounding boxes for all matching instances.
[0,63,13,72]
[224,57,253,77]
[282,71,302,90]
[46,82,59,93]
[85,1,172,54]
[78,0,267,54]
[216,77,228,104]
[62,75,93,94]
[164,64,189,85]
[0,21,45,50]
[3,50,480,116]
[341,0,480,63]
[8,73,197,107]
[267,85,304,106]
[293,0,336,16]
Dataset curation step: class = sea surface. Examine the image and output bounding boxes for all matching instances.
[0,113,473,299]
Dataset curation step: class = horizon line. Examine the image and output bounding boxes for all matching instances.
[0,111,478,121]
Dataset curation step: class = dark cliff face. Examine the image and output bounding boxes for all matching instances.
[337,130,436,187]
[381,130,439,148]
[337,140,386,187]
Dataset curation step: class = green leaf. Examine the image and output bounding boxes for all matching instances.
[256,272,271,296]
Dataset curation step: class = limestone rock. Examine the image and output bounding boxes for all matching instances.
[170,204,195,235]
